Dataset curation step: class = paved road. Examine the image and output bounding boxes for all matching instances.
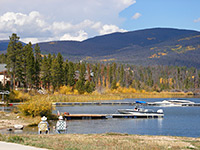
[0,141,48,150]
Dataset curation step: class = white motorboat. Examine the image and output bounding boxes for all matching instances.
[14,124,24,130]
[149,99,195,107]
[118,107,164,116]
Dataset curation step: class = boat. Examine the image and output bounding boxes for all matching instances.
[148,99,195,107]
[14,124,24,130]
[118,107,164,116]
[118,100,164,118]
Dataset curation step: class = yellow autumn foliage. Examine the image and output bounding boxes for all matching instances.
[59,86,73,94]
[9,90,31,101]
[18,96,53,117]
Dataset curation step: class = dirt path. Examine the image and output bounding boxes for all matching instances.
[0,141,48,150]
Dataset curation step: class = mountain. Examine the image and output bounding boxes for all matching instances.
[0,40,10,52]
[36,28,200,68]
[0,40,26,53]
[1,28,200,68]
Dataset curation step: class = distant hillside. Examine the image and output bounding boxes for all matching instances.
[0,40,10,51]
[1,28,200,68]
[36,28,200,68]
[0,40,26,52]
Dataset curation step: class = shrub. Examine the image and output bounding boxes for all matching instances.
[18,96,53,117]
[59,86,73,94]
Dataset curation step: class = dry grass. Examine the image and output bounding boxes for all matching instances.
[49,92,194,102]
[0,133,199,150]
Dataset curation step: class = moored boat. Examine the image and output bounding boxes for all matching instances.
[118,107,164,117]
[148,99,195,107]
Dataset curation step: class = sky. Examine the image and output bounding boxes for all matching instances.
[0,0,199,43]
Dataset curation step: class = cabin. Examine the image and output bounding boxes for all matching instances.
[0,64,10,86]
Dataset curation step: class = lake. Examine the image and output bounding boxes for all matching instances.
[1,98,200,137]
[54,98,200,137]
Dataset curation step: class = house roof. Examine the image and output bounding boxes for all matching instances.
[0,64,7,72]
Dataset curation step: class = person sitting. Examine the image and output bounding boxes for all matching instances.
[38,116,49,134]
[134,107,138,110]
[56,116,67,134]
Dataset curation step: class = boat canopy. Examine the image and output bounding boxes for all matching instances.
[135,100,146,104]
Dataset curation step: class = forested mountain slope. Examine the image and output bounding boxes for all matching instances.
[1,28,200,68]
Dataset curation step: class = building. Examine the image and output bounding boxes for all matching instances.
[0,64,10,86]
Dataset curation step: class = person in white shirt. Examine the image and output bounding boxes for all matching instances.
[56,116,67,134]
[38,116,49,134]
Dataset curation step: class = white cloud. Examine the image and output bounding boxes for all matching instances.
[132,12,141,20]
[194,18,200,23]
[60,30,88,41]
[99,24,127,35]
[0,0,136,43]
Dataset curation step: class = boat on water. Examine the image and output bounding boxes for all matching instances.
[148,99,195,107]
[118,101,164,118]
[118,107,164,116]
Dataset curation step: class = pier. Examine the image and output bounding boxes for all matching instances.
[53,102,200,107]
[64,113,164,120]
[52,102,136,106]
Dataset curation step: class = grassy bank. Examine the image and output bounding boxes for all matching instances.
[49,91,195,102]
[0,133,199,150]
[11,88,197,103]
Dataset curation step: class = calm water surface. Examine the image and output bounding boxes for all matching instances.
[1,98,200,137]
[54,98,200,137]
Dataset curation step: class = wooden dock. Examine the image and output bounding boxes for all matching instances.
[64,113,164,120]
[53,102,200,107]
[53,102,136,106]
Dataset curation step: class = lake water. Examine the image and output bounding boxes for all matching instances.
[1,98,200,137]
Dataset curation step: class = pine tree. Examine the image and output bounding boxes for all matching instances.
[15,42,24,87]
[63,59,69,85]
[120,64,125,87]
[51,57,59,92]
[68,61,75,87]
[6,33,20,89]
[34,44,42,89]
[47,54,52,91]
[76,63,86,94]
[25,42,35,89]
[56,53,64,87]
[41,56,49,89]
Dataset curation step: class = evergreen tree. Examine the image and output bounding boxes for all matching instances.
[25,42,35,89]
[68,61,75,87]
[76,63,86,94]
[63,59,69,85]
[120,64,125,87]
[15,42,24,87]
[51,58,59,92]
[47,54,52,90]
[56,53,64,87]
[6,33,20,89]
[41,56,49,89]
[34,44,42,89]
[111,79,117,89]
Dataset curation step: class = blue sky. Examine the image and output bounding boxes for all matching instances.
[0,0,199,43]
[120,0,200,31]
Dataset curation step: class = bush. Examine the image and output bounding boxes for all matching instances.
[59,86,73,94]
[18,96,53,117]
